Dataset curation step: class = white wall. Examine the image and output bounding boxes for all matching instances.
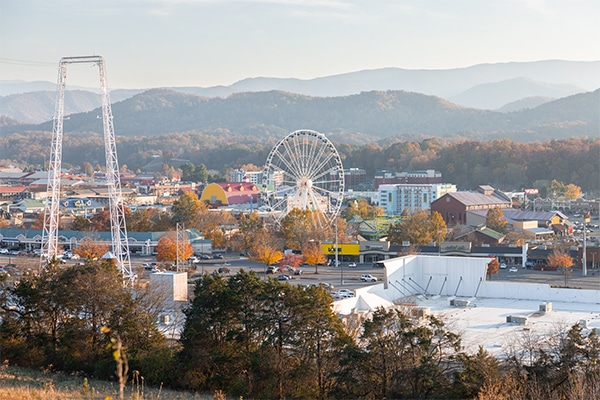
[380,255,599,305]
[383,255,488,298]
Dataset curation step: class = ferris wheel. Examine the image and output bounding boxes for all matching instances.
[262,129,345,226]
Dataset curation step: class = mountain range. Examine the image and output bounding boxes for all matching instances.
[0,60,598,144]
[1,87,598,145]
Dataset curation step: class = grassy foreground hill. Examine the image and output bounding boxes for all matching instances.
[0,364,214,400]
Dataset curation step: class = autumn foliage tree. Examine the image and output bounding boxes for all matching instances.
[250,230,283,269]
[155,230,194,264]
[74,237,109,261]
[486,207,508,234]
[387,210,447,246]
[280,208,321,250]
[90,209,112,231]
[231,211,265,253]
[278,253,303,272]
[343,198,385,220]
[302,241,327,274]
[486,258,500,280]
[70,216,92,231]
[170,191,207,226]
[547,249,574,287]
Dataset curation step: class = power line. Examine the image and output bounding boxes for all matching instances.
[0,57,56,66]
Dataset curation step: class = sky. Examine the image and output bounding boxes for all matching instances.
[1,0,600,89]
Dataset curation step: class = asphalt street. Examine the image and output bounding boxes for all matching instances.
[2,253,599,293]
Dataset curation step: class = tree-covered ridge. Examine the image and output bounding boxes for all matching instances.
[2,88,598,142]
[1,134,597,192]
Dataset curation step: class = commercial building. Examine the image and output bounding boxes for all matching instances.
[374,169,442,189]
[378,183,457,215]
[431,185,512,226]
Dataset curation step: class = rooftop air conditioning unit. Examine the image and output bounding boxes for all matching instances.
[539,302,552,312]
[451,299,470,307]
[412,307,431,318]
[506,315,528,325]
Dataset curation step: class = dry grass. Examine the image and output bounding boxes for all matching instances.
[0,364,212,400]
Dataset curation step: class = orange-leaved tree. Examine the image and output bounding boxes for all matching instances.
[155,230,193,264]
[250,230,282,270]
[547,250,574,287]
[74,237,109,261]
[486,258,499,280]
[302,241,327,274]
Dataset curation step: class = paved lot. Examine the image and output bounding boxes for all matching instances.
[3,253,598,293]
[493,266,600,290]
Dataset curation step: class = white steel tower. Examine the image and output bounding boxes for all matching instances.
[41,56,133,284]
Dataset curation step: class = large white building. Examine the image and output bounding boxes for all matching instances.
[333,255,600,356]
[378,183,457,215]
[229,169,263,185]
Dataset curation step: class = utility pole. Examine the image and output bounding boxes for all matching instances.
[175,223,187,272]
[582,212,589,276]
[336,217,343,285]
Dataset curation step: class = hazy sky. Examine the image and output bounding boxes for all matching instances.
[2,0,599,89]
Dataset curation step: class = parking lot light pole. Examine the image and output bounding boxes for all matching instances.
[336,217,343,285]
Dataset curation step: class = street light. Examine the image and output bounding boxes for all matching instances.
[336,217,343,285]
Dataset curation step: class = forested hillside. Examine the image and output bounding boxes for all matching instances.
[1,131,597,193]
[2,88,598,142]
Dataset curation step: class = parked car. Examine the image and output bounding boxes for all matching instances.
[509,267,518,272]
[266,266,279,274]
[336,289,355,298]
[347,262,357,268]
[319,282,334,290]
[0,248,10,254]
[361,274,377,282]
[372,262,385,268]
[500,263,507,269]
[294,269,303,275]
[277,274,291,281]
[218,266,231,274]
[213,254,224,259]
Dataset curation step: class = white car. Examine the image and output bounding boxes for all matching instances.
[336,289,355,298]
[500,263,507,269]
[509,267,518,272]
[361,274,377,282]
[347,262,357,268]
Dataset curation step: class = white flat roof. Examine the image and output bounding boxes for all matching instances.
[332,255,600,357]
[412,295,600,357]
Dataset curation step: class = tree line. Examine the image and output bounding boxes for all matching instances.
[1,132,598,193]
[1,263,598,399]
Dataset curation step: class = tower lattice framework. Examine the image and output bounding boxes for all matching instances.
[41,56,133,285]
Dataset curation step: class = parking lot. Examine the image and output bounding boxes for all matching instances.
[2,253,598,294]
[493,265,600,290]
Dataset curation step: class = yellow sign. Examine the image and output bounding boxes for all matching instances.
[320,243,360,256]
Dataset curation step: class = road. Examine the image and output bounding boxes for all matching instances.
[493,266,600,290]
[3,253,598,293]
[178,255,384,293]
